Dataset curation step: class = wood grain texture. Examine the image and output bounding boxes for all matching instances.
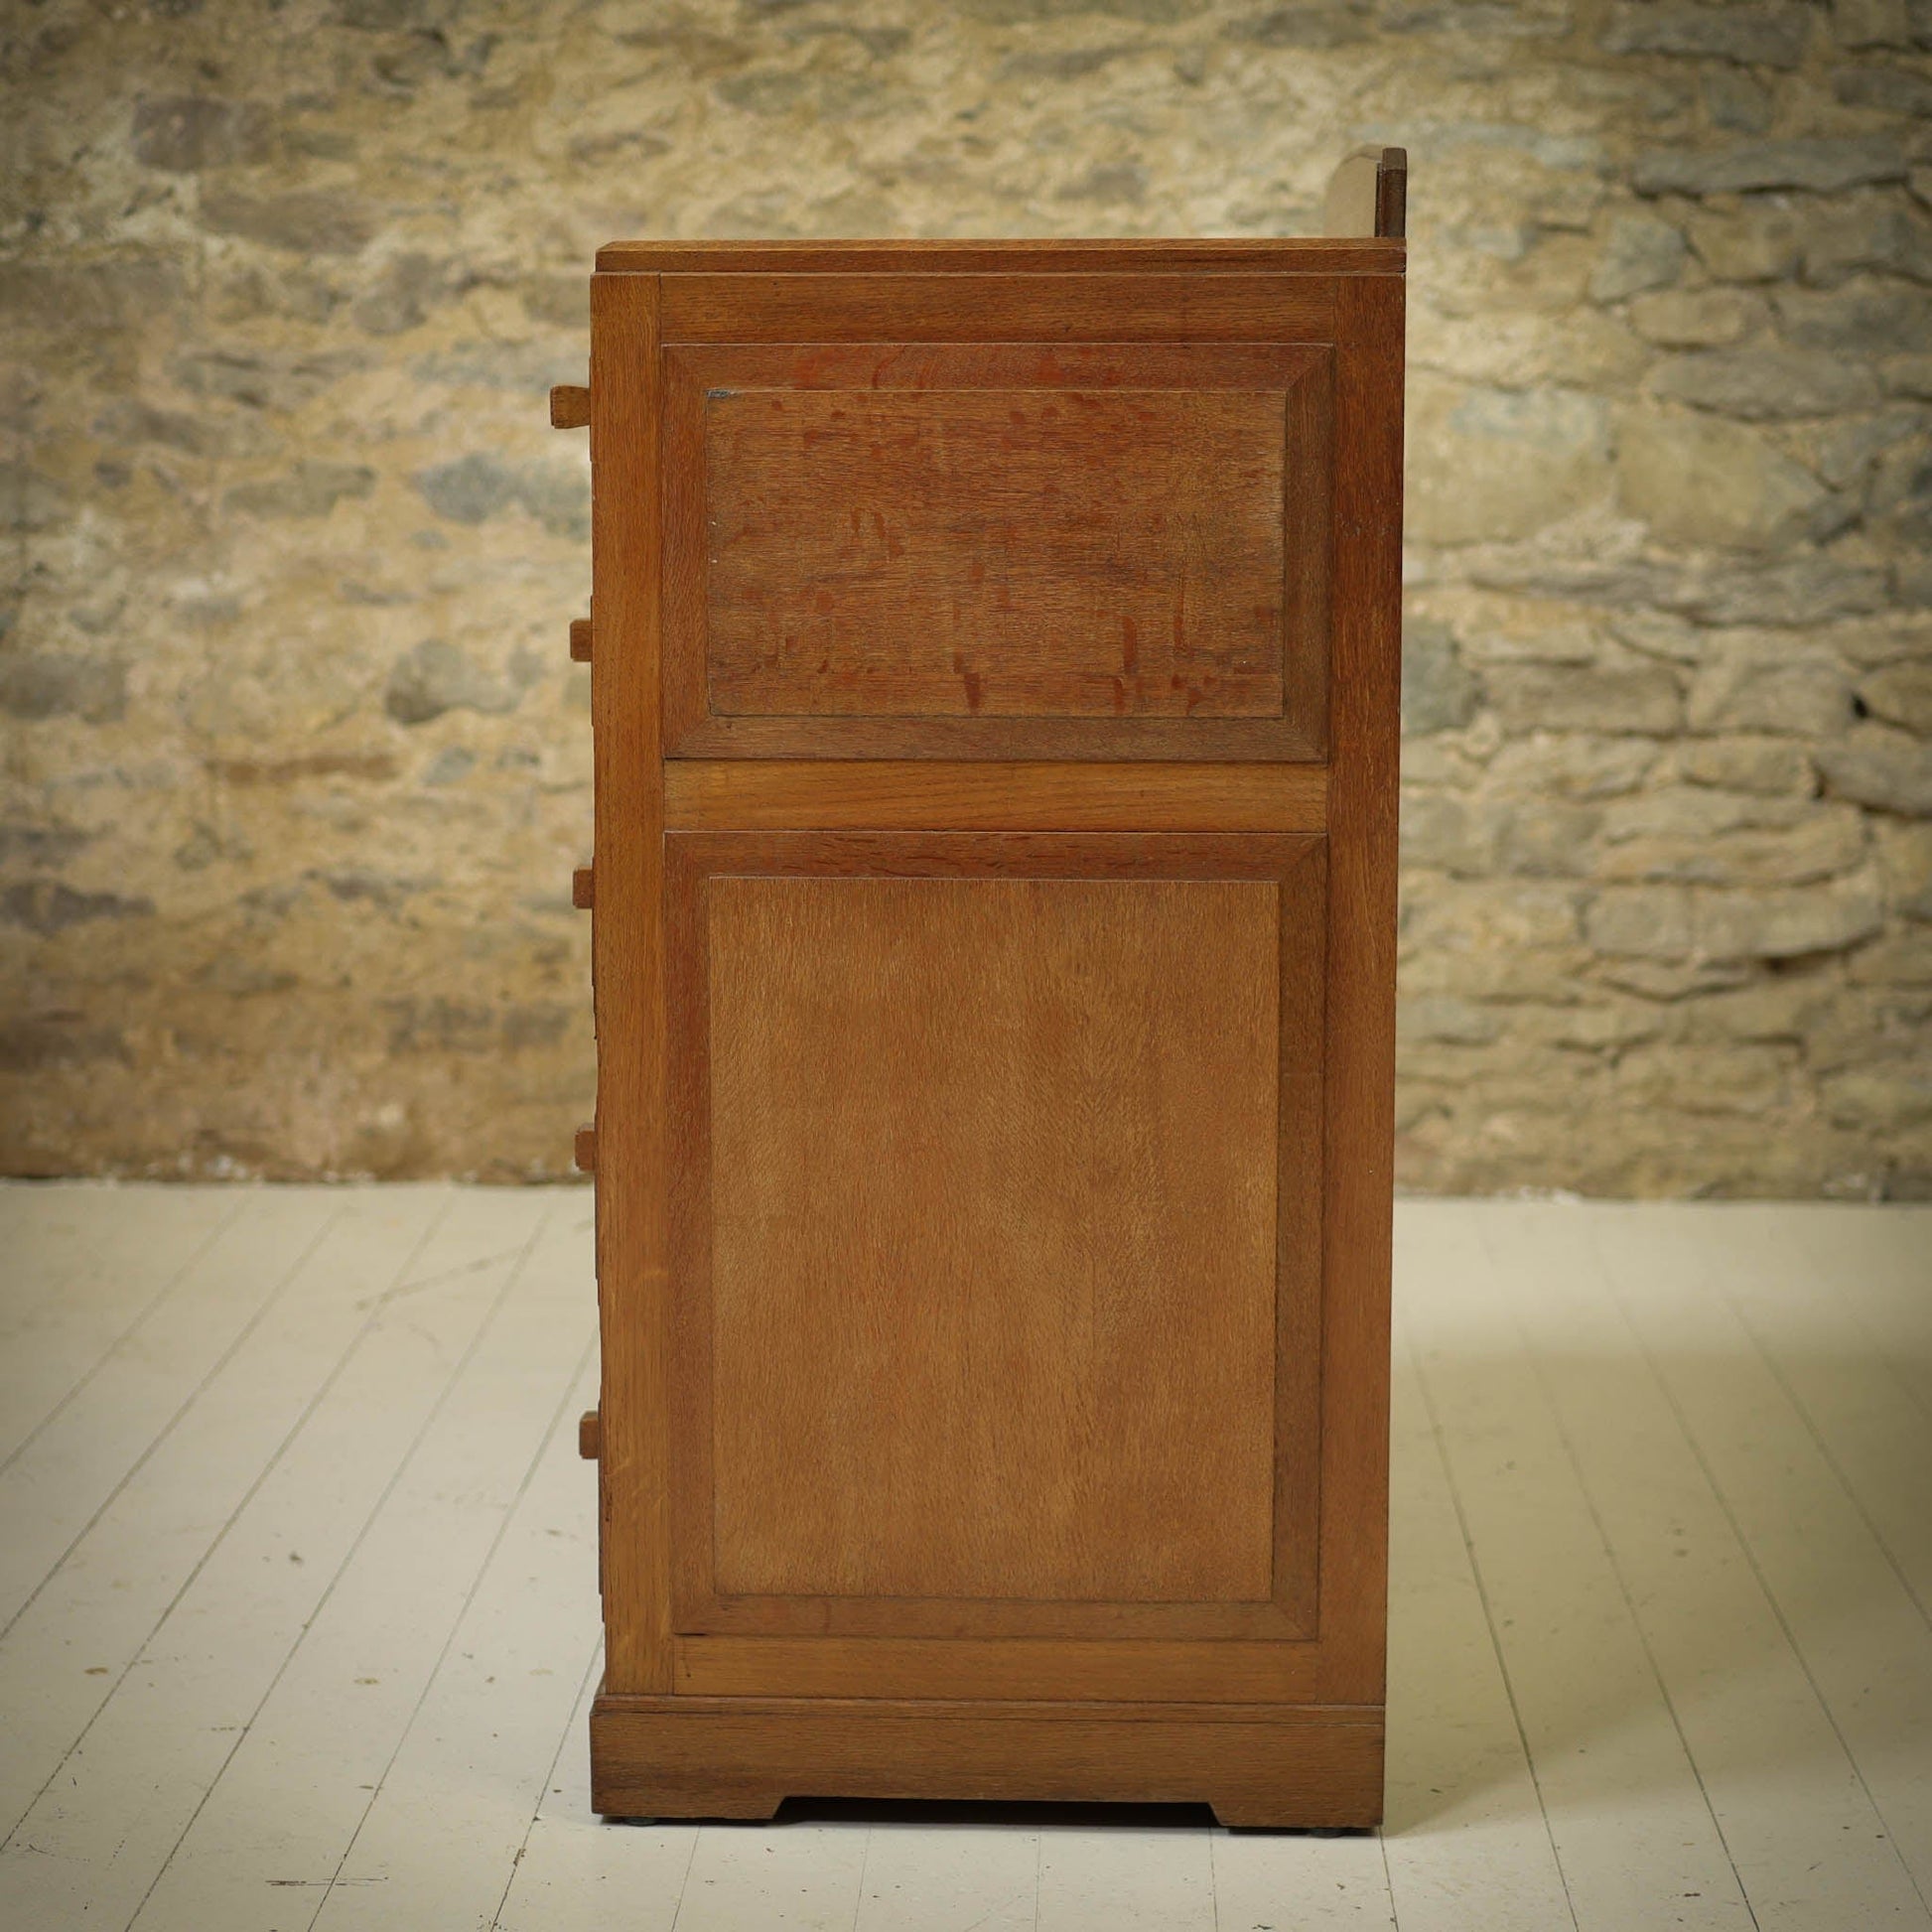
[705,388,1285,720]
[670,1634,1367,1704]
[1312,270,1405,1703]
[710,874,1278,1602]
[574,238,1404,1810]
[550,383,590,428]
[568,618,592,663]
[661,759,1328,831]
[590,1691,1385,1829]
[659,273,1338,345]
[596,237,1405,274]
[661,343,1330,762]
[663,831,1324,1642]
[588,271,671,1693]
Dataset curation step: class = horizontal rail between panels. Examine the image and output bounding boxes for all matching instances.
[660,760,1329,834]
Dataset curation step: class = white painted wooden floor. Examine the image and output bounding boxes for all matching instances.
[0,1186,1925,1931]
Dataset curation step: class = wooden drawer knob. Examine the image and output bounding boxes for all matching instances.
[570,619,592,663]
[550,383,591,429]
[573,867,595,909]
[575,1126,597,1173]
[579,1410,601,1459]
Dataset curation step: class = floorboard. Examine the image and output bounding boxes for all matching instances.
[0,1187,1923,1932]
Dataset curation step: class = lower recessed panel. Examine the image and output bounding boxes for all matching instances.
[708,873,1280,1604]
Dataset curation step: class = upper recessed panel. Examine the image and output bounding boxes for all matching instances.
[661,342,1331,760]
[708,384,1285,723]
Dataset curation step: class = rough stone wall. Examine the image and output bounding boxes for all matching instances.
[2,0,1929,1192]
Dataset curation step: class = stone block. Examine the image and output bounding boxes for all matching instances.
[1627,287,1764,346]
[1586,885,1696,958]
[383,640,518,726]
[1487,663,1684,734]
[1834,0,1915,46]
[1601,957,1754,1000]
[198,189,379,256]
[1647,347,1879,420]
[1402,621,1483,736]
[1679,735,1815,792]
[222,461,375,519]
[1695,872,1887,958]
[1817,722,1932,814]
[1687,203,1802,281]
[1774,279,1932,351]
[1831,63,1932,113]
[1820,1060,1932,1128]
[1488,735,1661,797]
[1408,379,1611,544]
[1602,3,1812,67]
[1402,792,1500,876]
[1690,979,1832,1040]
[1633,135,1909,197]
[1588,214,1688,303]
[1594,801,1867,886]
[1397,995,1504,1045]
[1687,640,1855,735]
[1875,819,1932,916]
[0,652,126,724]
[1617,408,1829,550]
[1847,926,1932,981]
[1704,66,1773,133]
[1612,1042,1793,1116]
[1861,660,1932,733]
[131,94,274,171]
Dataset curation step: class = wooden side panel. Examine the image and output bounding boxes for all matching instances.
[1314,273,1405,1704]
[588,272,672,1694]
[708,873,1280,1604]
[703,389,1286,722]
[664,832,1324,1643]
[661,344,1331,762]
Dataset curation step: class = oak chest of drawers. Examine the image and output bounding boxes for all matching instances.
[557,150,1406,1829]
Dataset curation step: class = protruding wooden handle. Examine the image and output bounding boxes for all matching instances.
[575,1125,597,1173]
[550,383,591,429]
[570,619,593,663]
[573,867,595,909]
[579,1410,601,1459]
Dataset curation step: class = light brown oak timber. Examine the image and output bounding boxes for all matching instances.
[663,831,1323,1643]
[706,391,1285,720]
[671,1636,1363,1705]
[571,867,594,910]
[1310,270,1404,1705]
[659,273,1338,345]
[579,1411,602,1460]
[597,237,1403,274]
[573,1126,596,1173]
[589,271,672,1693]
[569,619,592,663]
[661,760,1328,832]
[590,1692,1385,1829]
[659,342,1330,763]
[550,383,591,429]
[573,207,1404,1821]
